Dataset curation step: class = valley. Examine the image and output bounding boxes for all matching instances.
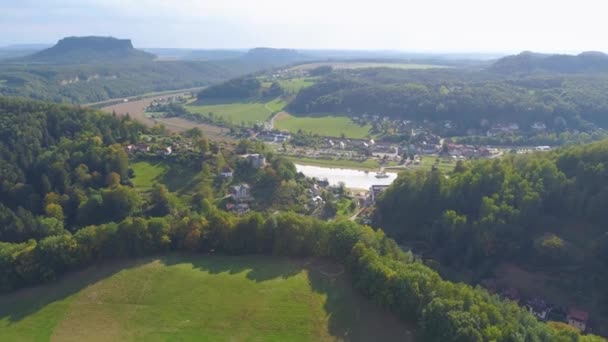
[1,30,608,341]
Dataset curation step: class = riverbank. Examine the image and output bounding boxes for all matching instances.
[295,164,398,189]
[285,156,396,171]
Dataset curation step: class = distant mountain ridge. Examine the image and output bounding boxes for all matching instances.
[240,47,311,65]
[490,50,608,74]
[18,36,155,64]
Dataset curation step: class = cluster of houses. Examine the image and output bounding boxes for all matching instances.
[126,143,173,156]
[257,131,291,143]
[223,154,268,215]
[125,135,204,158]
[481,280,591,332]
[147,95,187,109]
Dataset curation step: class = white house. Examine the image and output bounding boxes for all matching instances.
[220,166,234,178]
[230,184,252,202]
[531,122,547,131]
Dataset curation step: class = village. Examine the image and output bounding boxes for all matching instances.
[480,279,592,333]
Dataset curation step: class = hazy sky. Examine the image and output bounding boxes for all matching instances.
[1,0,607,53]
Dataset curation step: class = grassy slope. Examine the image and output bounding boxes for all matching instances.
[0,255,414,342]
[274,113,372,139]
[185,99,286,126]
[131,161,202,194]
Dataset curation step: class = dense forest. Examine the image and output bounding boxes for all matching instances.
[0,96,603,341]
[287,67,608,131]
[196,76,282,102]
[373,141,608,332]
[0,60,259,104]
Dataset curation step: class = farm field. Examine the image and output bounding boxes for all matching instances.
[186,99,286,126]
[274,112,372,139]
[131,161,202,194]
[289,62,447,71]
[99,95,233,141]
[0,255,415,342]
[416,156,456,173]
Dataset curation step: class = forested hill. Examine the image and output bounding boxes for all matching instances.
[287,68,608,130]
[16,36,155,64]
[490,51,608,74]
[0,96,145,242]
[0,44,310,103]
[0,96,604,341]
[0,60,241,103]
[373,140,608,333]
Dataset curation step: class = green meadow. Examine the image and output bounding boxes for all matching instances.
[274,113,372,139]
[185,99,286,127]
[130,161,201,194]
[0,255,414,342]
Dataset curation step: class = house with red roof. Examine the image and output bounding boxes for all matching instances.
[567,308,589,332]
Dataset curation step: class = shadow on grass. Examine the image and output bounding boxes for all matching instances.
[162,254,416,341]
[0,258,149,324]
[0,254,416,341]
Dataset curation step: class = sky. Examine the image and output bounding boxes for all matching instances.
[1,0,607,53]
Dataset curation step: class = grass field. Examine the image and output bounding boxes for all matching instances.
[0,255,415,341]
[186,99,286,126]
[277,78,316,93]
[265,98,288,113]
[131,161,201,194]
[290,62,447,71]
[274,113,372,139]
[417,156,455,173]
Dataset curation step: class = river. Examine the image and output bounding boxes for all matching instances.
[295,164,398,189]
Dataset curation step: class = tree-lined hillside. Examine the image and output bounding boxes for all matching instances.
[373,141,608,332]
[287,68,608,131]
[0,96,603,341]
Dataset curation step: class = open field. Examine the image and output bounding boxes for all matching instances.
[416,156,456,173]
[131,161,202,194]
[186,99,286,126]
[289,62,448,71]
[274,112,372,139]
[0,255,415,342]
[99,96,233,141]
[277,78,316,93]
